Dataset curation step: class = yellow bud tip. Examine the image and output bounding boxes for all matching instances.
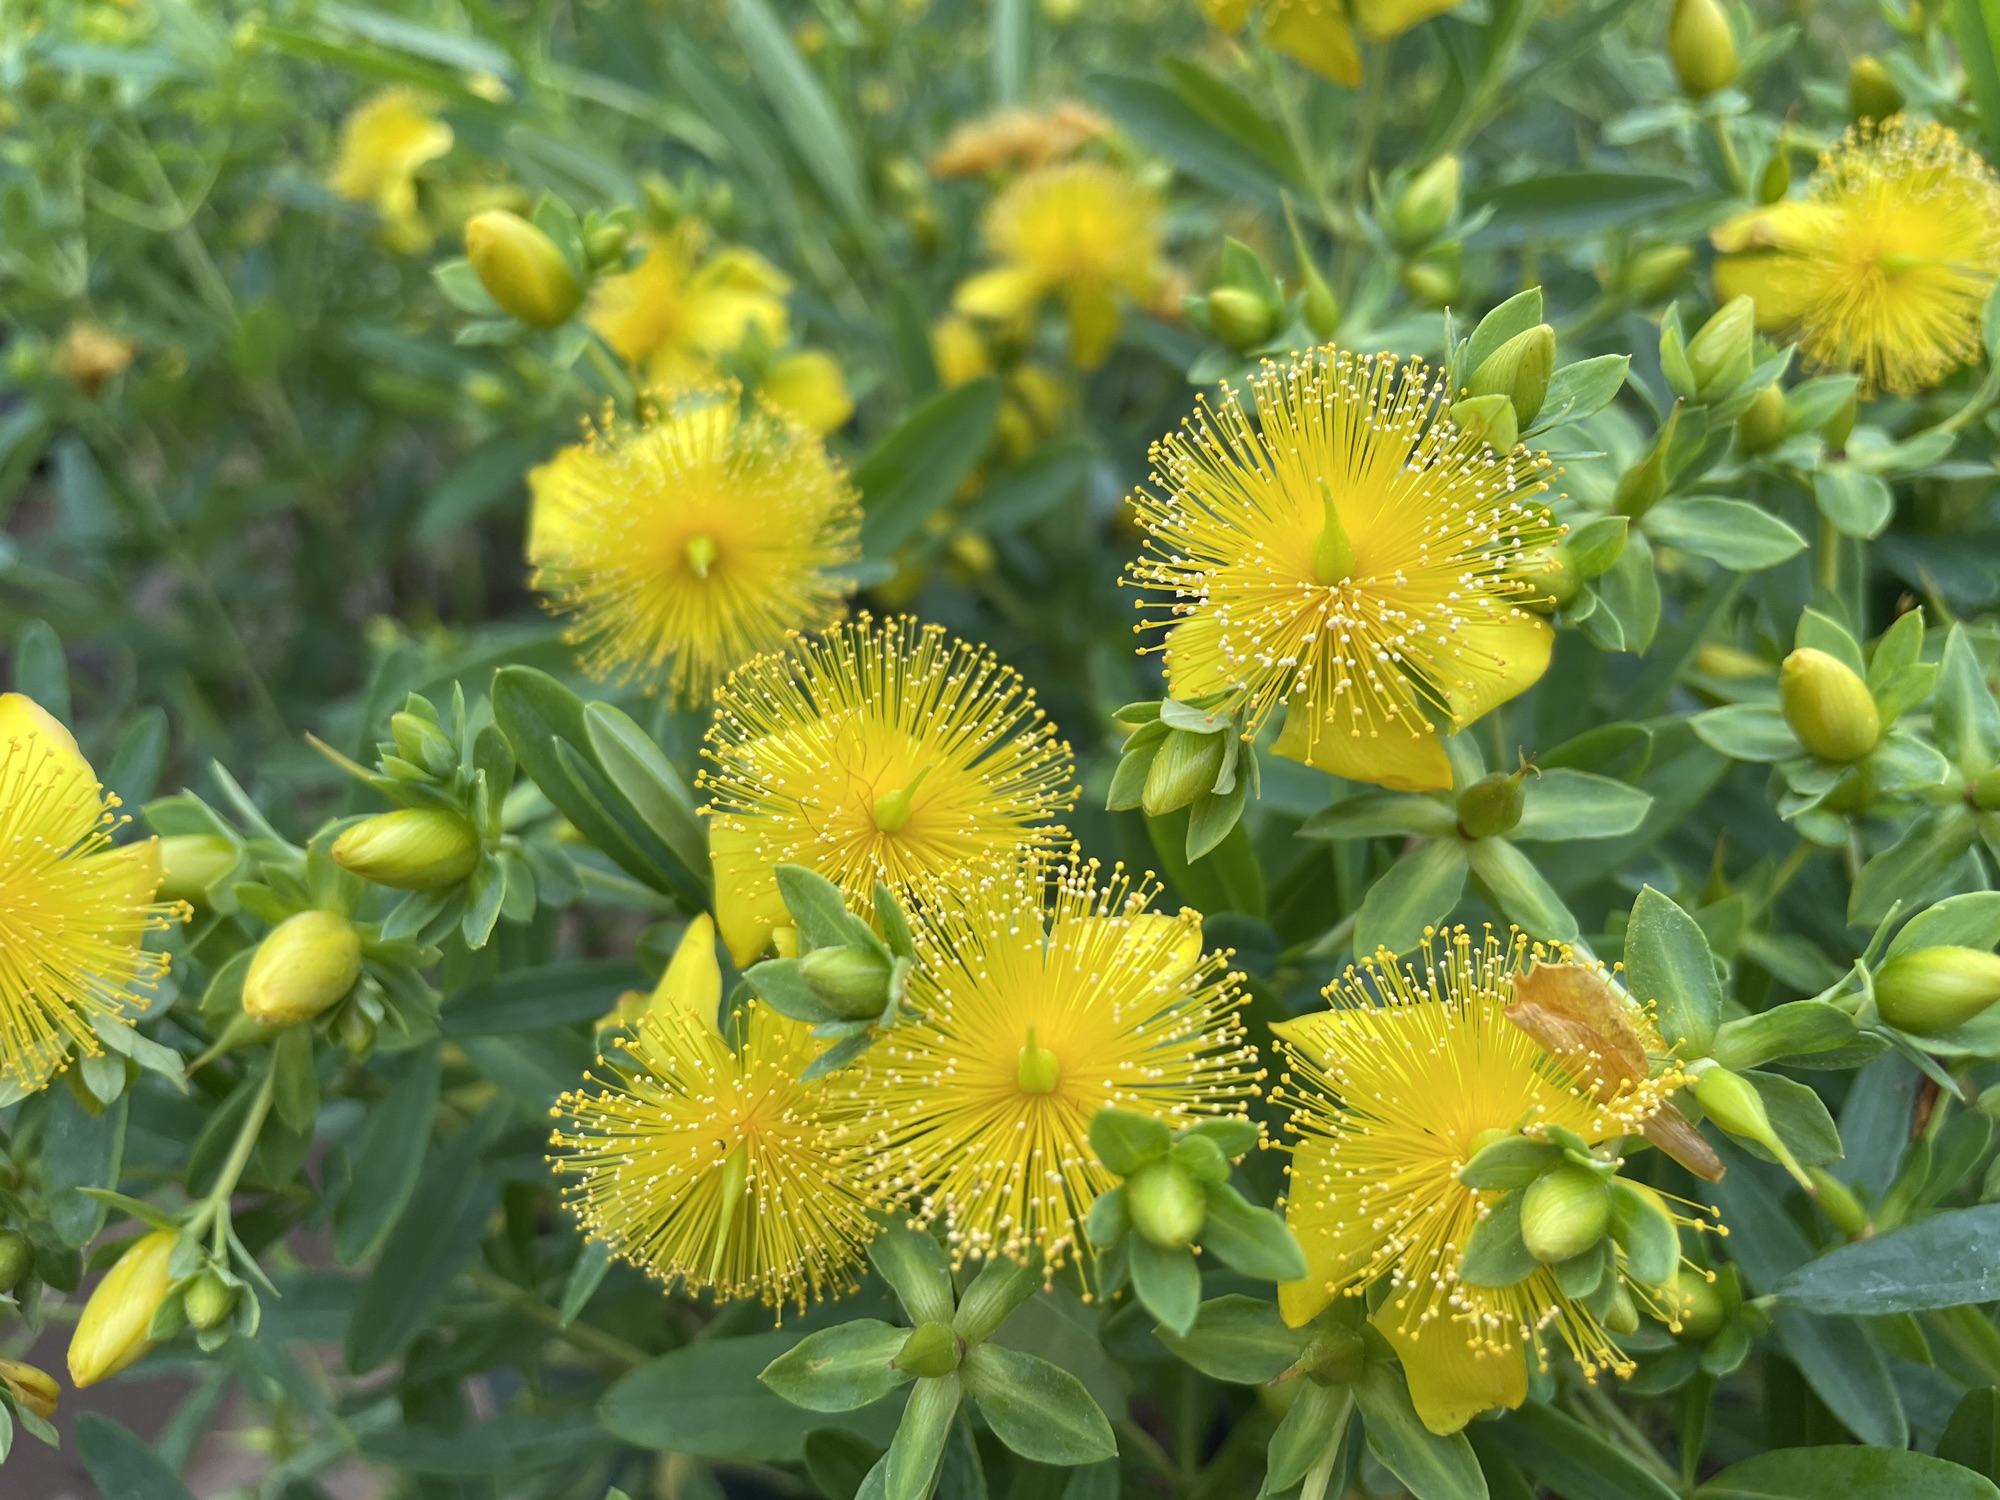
[1017,1025,1061,1094]
[1312,477,1355,586]
[685,534,719,579]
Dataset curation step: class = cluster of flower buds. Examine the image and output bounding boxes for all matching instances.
[1107,696,1259,861]
[1386,154,1463,305]
[439,193,630,336]
[68,1227,258,1388]
[1184,236,1340,359]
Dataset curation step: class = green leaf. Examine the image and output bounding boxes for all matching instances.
[78,1413,198,1500]
[1775,1204,2000,1313]
[272,1025,320,1135]
[1160,57,1306,190]
[885,1374,960,1500]
[558,1239,614,1326]
[1796,607,1866,676]
[1588,532,1661,655]
[991,0,1028,102]
[1130,1236,1201,1336]
[440,959,645,1036]
[1940,1387,2000,1482]
[1353,838,1470,958]
[869,1223,956,1326]
[1814,465,1894,539]
[1608,1181,1677,1288]
[1087,72,1295,202]
[1691,703,1800,763]
[1459,1136,1563,1190]
[1936,625,2000,777]
[960,1343,1117,1464]
[856,378,1004,556]
[1457,1190,1537,1288]
[1298,790,1457,840]
[760,1320,915,1413]
[1510,770,1652,841]
[725,0,871,234]
[1532,356,1630,433]
[1773,1309,1907,1449]
[1850,806,1980,927]
[1624,885,1722,1057]
[1483,1402,1676,1500]
[1353,1358,1489,1500]
[746,958,841,1024]
[1089,1109,1173,1175]
[583,702,711,896]
[807,1428,886,1500]
[1467,838,1578,942]
[1645,497,1806,571]
[13,619,70,725]
[962,440,1095,534]
[1696,1447,2000,1499]
[1464,288,1546,375]
[1467,171,1699,244]
[1153,1294,1306,1383]
[44,1084,129,1247]
[1198,1181,1307,1281]
[951,1255,1038,1345]
[1709,1002,1857,1071]
[1739,1069,1844,1168]
[1267,1380,1352,1492]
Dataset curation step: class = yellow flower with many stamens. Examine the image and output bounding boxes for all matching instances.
[550,922,879,1310]
[327,88,453,254]
[954,162,1164,370]
[699,616,1078,966]
[0,694,183,1095]
[527,387,861,706]
[840,857,1261,1269]
[1127,346,1558,792]
[1272,929,1692,1435]
[1712,117,2000,396]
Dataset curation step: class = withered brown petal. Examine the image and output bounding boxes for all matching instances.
[1509,962,1652,1081]
[1644,1104,1727,1182]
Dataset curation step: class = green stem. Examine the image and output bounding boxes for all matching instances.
[191,1056,278,1254]
[582,336,638,415]
[1754,840,1815,919]
[1573,1378,1682,1490]
[1816,514,1841,596]
[465,1266,651,1369]
[1707,111,1748,197]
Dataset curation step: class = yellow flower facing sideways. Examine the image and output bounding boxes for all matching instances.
[955,162,1164,370]
[550,920,880,1309]
[700,615,1077,966]
[1712,117,2000,396]
[527,387,862,706]
[1127,345,1558,792]
[837,857,1262,1269]
[0,694,182,1095]
[327,88,454,254]
[589,225,854,433]
[1201,0,1463,88]
[1272,930,1690,1435]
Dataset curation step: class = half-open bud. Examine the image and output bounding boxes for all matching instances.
[1875,946,2000,1035]
[68,1230,177,1388]
[333,808,481,890]
[1849,55,1903,124]
[243,910,364,1027]
[1126,1159,1206,1250]
[157,835,238,905]
[1519,1164,1610,1265]
[1669,1274,1727,1339]
[0,1359,58,1422]
[1779,648,1880,763]
[464,210,583,329]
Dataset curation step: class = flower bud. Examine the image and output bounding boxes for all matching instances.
[184,1270,239,1332]
[1625,244,1693,303]
[1612,443,1669,519]
[1973,768,2000,811]
[1758,142,1792,205]
[1669,1274,1727,1339]
[391,711,458,777]
[1456,771,1526,839]
[1519,1164,1610,1265]
[332,808,481,890]
[1849,55,1903,124]
[1302,270,1340,339]
[464,210,583,329]
[156,835,237,905]
[1206,286,1277,350]
[1142,728,1228,817]
[1779,648,1880,763]
[1734,383,1787,457]
[585,222,631,270]
[895,1320,963,1378]
[1668,0,1737,98]
[1392,156,1461,248]
[1467,324,1556,426]
[1823,390,1859,454]
[799,945,894,1021]
[1874,947,2000,1035]
[0,1229,31,1292]
[1448,394,1519,453]
[1690,1063,1810,1188]
[1535,550,1582,611]
[1603,1282,1641,1334]
[1126,1159,1206,1250]
[1401,255,1460,307]
[68,1230,177,1388]
[0,1359,58,1422]
[337,1004,378,1059]
[243,910,364,1027]
[1686,297,1755,398]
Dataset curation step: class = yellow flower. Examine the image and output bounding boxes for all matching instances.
[1203,0,1462,87]
[52,321,136,397]
[1712,117,2000,396]
[1125,346,1558,793]
[838,857,1261,1268]
[327,88,453,253]
[955,162,1163,370]
[1272,930,1688,1435]
[550,928,878,1309]
[700,616,1077,966]
[527,387,861,706]
[930,102,1111,178]
[0,694,182,1094]
[760,349,855,434]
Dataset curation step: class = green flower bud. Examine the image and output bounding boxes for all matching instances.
[1625,244,1693,303]
[1612,445,1669,519]
[333,808,481,890]
[1875,946,2000,1035]
[0,1229,32,1292]
[799,944,894,1021]
[896,1321,963,1378]
[1126,1159,1206,1250]
[1779,648,1881,763]
[585,222,631,270]
[1973,768,2000,811]
[464,210,584,329]
[1824,390,1859,454]
[1686,297,1756,398]
[243,910,364,1027]
[1401,255,1460,307]
[1734,383,1787,457]
[68,1230,177,1388]
[156,834,238,905]
[1758,142,1792,205]
[1456,771,1527,839]
[1468,324,1556,426]
[1519,1164,1611,1265]
[1392,155,1461,248]
[337,1004,378,1059]
[1206,286,1277,351]
[1849,55,1903,124]
[1142,727,1228,817]
[390,710,458,777]
[1302,271,1340,340]
[1603,1281,1641,1335]
[1448,394,1519,454]
[1691,1063,1811,1189]
[1669,1274,1727,1340]
[184,1271,238,1332]
[1668,0,1738,98]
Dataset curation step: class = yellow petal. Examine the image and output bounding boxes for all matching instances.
[1265,0,1364,87]
[1712,252,1815,332]
[711,823,791,969]
[1064,282,1123,370]
[1350,0,1461,39]
[0,692,100,847]
[1437,607,1553,728]
[762,349,855,433]
[932,315,993,387]
[1161,610,1239,703]
[955,265,1048,320]
[1272,703,1452,792]
[650,913,723,1030]
[1374,1308,1528,1435]
[1707,199,1822,255]
[1200,0,1255,30]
